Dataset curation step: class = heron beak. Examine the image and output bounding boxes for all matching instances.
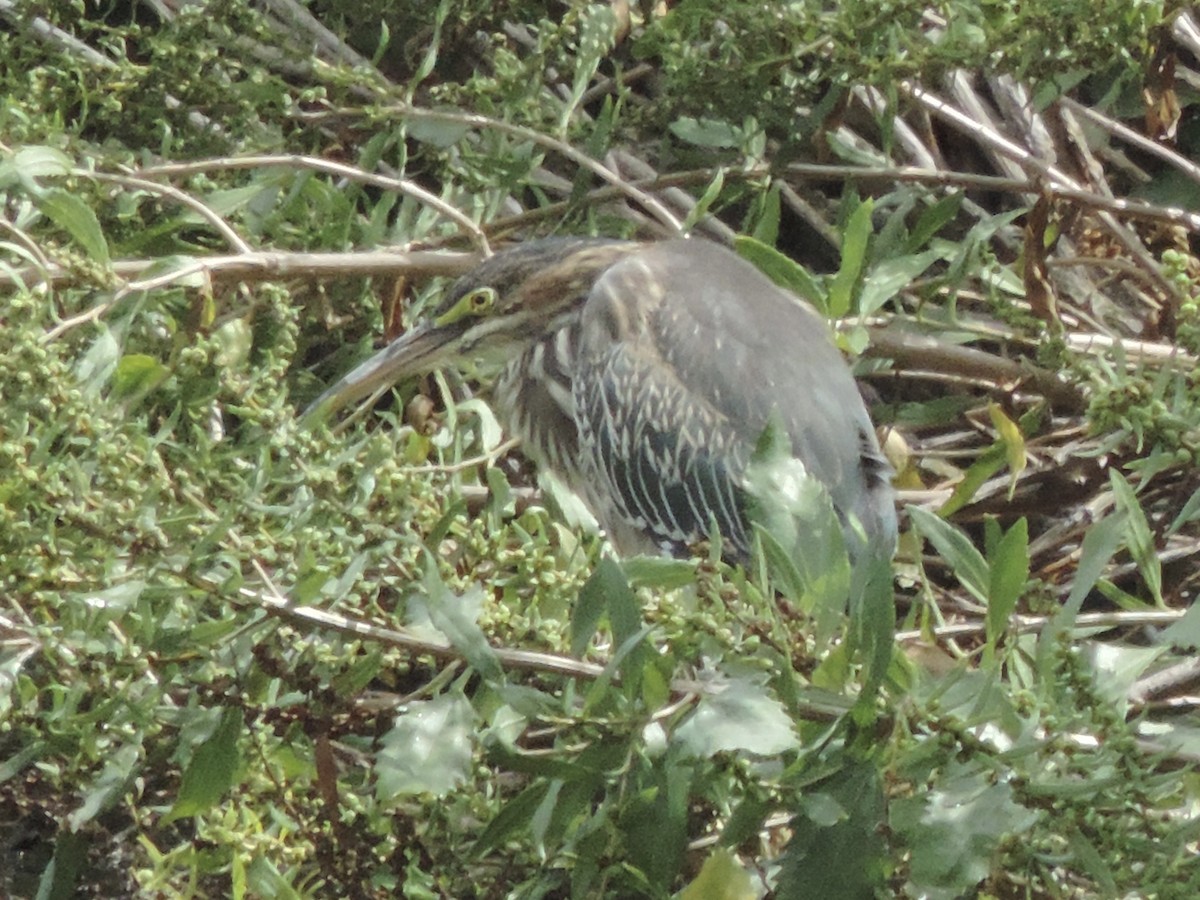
[300,324,460,425]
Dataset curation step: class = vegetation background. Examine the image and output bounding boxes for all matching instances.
[3,0,1200,896]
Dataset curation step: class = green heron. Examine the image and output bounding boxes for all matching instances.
[303,238,896,562]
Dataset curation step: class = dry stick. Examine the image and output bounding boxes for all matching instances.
[39,250,478,342]
[1063,96,1200,192]
[123,247,478,286]
[1054,101,1119,204]
[777,180,842,252]
[608,149,734,243]
[24,158,1200,339]
[235,573,852,721]
[0,217,54,275]
[1128,657,1200,706]
[903,82,1180,300]
[989,74,1059,169]
[782,161,1200,233]
[128,152,1200,256]
[0,0,223,135]
[400,437,521,475]
[943,70,1029,183]
[895,609,1185,644]
[1174,11,1200,72]
[487,160,1200,252]
[245,577,609,682]
[260,0,376,71]
[863,326,1086,412]
[0,0,115,69]
[853,85,940,169]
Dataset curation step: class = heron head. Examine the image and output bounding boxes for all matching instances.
[301,238,633,423]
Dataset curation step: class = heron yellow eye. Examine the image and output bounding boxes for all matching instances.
[435,286,497,327]
[468,288,495,314]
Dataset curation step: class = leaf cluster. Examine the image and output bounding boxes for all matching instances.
[4,0,1200,898]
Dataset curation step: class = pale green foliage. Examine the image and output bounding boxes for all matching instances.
[2,1,1198,898]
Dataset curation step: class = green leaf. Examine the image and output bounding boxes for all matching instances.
[485,744,599,782]
[0,145,72,187]
[470,782,549,859]
[331,649,383,697]
[457,397,505,453]
[1163,601,1200,650]
[857,248,942,315]
[66,741,142,831]
[36,829,86,900]
[75,325,120,396]
[1065,829,1120,897]
[675,676,799,758]
[669,116,741,148]
[410,560,502,681]
[621,755,693,889]
[985,518,1029,661]
[1039,511,1128,677]
[111,354,169,401]
[847,548,896,716]
[198,183,274,218]
[570,563,608,657]
[0,740,45,784]
[681,167,726,233]
[34,187,110,265]
[559,4,616,133]
[744,415,851,643]
[213,318,253,370]
[620,555,697,590]
[891,760,1038,899]
[938,442,1006,517]
[1109,470,1163,606]
[909,506,989,605]
[407,0,451,92]
[679,848,756,900]
[406,116,472,149]
[750,182,782,246]
[584,623,656,711]
[596,556,640,646]
[1166,481,1200,536]
[376,692,474,799]
[80,579,147,615]
[734,234,826,311]
[798,790,849,828]
[162,706,242,824]
[828,198,873,317]
[529,779,562,851]
[1088,642,1167,709]
[1061,511,1127,620]
[245,856,301,900]
[721,793,772,847]
[906,191,964,252]
[988,402,1027,499]
[777,759,886,900]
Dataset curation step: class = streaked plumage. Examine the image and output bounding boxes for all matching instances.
[303,237,896,562]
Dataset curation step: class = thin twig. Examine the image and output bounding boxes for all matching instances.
[229,566,849,721]
[385,105,685,236]
[401,438,522,475]
[90,170,252,254]
[1062,96,1200,192]
[138,154,490,253]
[895,608,1185,644]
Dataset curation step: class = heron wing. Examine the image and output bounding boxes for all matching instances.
[575,239,892,551]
